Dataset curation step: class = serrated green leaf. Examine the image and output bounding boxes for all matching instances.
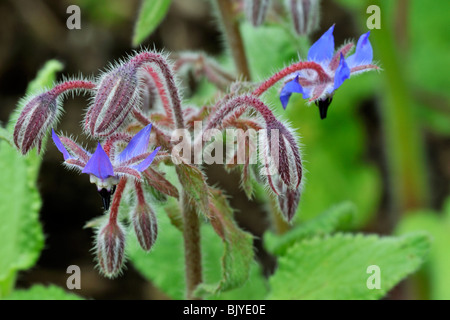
[4,285,83,300]
[132,0,172,46]
[396,198,450,299]
[195,188,254,297]
[0,60,62,297]
[267,232,431,300]
[264,202,356,256]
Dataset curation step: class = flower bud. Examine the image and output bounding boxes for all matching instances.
[13,91,61,155]
[244,0,271,27]
[85,61,142,138]
[131,202,158,252]
[96,220,126,278]
[259,119,303,221]
[289,0,320,36]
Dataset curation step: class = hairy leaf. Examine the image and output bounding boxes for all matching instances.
[195,188,254,297]
[175,164,209,216]
[264,201,356,256]
[267,232,431,300]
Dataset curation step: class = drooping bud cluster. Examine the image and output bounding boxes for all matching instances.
[288,0,320,36]
[244,0,271,27]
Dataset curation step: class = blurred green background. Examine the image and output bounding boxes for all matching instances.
[0,0,448,299]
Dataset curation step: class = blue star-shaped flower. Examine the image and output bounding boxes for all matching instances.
[280,25,378,119]
[52,124,160,209]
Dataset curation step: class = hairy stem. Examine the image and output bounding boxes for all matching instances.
[181,191,203,300]
[50,80,96,96]
[131,52,184,129]
[216,0,252,80]
[109,178,127,224]
[253,61,329,96]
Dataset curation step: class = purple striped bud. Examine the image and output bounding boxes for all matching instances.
[289,0,320,36]
[13,91,61,155]
[244,0,271,27]
[131,202,158,252]
[85,61,143,138]
[96,220,126,278]
[259,119,303,221]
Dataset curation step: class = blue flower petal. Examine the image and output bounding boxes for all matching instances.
[82,143,114,179]
[280,76,307,109]
[346,31,373,68]
[52,129,71,160]
[307,25,335,62]
[134,147,161,172]
[334,54,350,90]
[117,124,153,164]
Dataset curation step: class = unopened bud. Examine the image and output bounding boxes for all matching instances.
[85,61,143,137]
[13,91,61,155]
[244,0,270,27]
[131,202,158,252]
[259,119,303,221]
[289,0,320,36]
[96,220,126,278]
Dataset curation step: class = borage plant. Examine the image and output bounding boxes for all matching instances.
[11,23,378,298]
[5,0,433,301]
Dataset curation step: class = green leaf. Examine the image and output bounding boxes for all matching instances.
[195,188,254,297]
[175,164,209,216]
[4,285,83,300]
[0,60,62,297]
[396,198,450,299]
[132,0,172,47]
[267,232,431,300]
[208,263,269,300]
[264,202,356,256]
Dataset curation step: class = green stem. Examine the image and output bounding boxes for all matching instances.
[181,191,202,300]
[370,1,429,213]
[215,0,252,80]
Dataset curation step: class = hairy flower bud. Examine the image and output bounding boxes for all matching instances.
[244,0,270,27]
[96,220,126,278]
[289,0,320,36]
[85,61,143,138]
[131,202,158,252]
[13,91,61,155]
[259,119,303,221]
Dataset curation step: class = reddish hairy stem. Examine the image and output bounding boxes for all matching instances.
[109,178,127,223]
[134,181,146,205]
[207,95,277,131]
[50,80,96,96]
[131,52,184,129]
[252,61,329,96]
[143,65,174,125]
